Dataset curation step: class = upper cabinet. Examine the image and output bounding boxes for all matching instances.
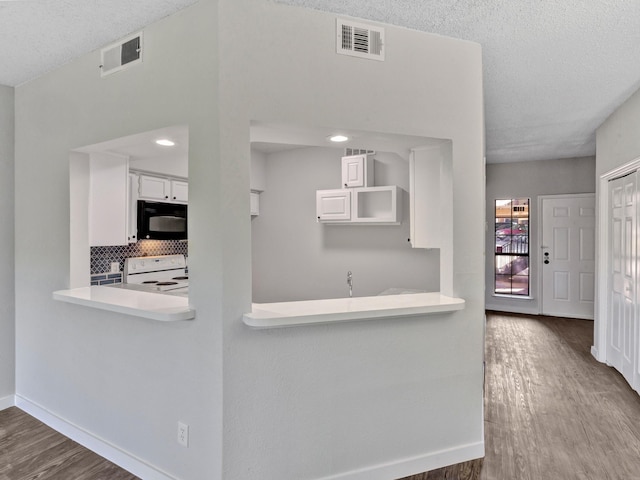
[317,186,401,225]
[317,189,351,221]
[171,180,189,203]
[317,153,401,225]
[139,175,170,201]
[341,154,374,188]
[89,152,131,246]
[409,142,452,249]
[128,173,139,243]
[138,174,188,204]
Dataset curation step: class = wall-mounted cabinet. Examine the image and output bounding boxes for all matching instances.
[171,180,188,203]
[317,189,351,221]
[128,173,139,243]
[89,152,130,246]
[341,154,374,188]
[317,186,401,225]
[138,175,170,200]
[409,143,452,248]
[137,174,188,204]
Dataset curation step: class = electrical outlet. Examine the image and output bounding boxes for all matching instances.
[177,421,189,447]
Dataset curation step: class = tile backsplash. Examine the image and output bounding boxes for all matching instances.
[90,240,188,275]
[91,272,123,286]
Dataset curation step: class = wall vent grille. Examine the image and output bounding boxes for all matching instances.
[337,19,384,61]
[100,32,143,77]
[345,148,376,156]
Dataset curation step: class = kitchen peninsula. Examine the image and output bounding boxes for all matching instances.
[53,286,195,322]
[243,292,464,328]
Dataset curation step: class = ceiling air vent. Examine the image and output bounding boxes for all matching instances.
[336,19,384,61]
[100,32,143,77]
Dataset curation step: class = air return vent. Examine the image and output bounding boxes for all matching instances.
[337,19,384,61]
[100,32,143,77]
[345,148,376,156]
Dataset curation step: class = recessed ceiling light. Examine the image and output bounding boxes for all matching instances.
[328,135,349,143]
[156,139,175,147]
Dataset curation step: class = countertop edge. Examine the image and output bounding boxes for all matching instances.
[243,293,465,328]
[53,287,195,322]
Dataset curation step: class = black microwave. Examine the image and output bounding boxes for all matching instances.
[137,200,187,240]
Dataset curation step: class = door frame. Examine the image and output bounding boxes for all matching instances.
[537,193,596,319]
[594,157,640,363]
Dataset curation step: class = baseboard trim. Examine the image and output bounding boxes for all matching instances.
[591,345,604,363]
[316,441,485,480]
[0,394,16,411]
[15,395,177,480]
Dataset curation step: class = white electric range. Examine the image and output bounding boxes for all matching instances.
[119,254,188,296]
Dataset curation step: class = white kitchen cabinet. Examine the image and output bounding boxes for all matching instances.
[316,189,351,221]
[317,186,402,225]
[138,174,188,204]
[250,191,260,216]
[128,173,139,243]
[139,175,171,201]
[341,154,374,188]
[354,186,401,224]
[171,180,188,203]
[89,152,130,246]
[409,143,452,248]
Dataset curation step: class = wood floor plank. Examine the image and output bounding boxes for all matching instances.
[0,407,138,480]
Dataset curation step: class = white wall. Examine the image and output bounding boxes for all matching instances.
[594,87,640,360]
[220,1,485,478]
[250,148,266,192]
[485,156,595,314]
[596,89,640,176]
[13,1,485,478]
[14,3,222,479]
[129,155,189,178]
[252,146,439,302]
[0,85,15,405]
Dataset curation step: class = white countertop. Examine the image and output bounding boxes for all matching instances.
[53,286,195,322]
[243,292,464,328]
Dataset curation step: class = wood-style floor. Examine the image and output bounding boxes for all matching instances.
[3,312,640,479]
[0,406,138,480]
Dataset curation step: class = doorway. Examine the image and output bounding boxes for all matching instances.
[539,194,596,319]
[594,158,640,394]
[605,173,636,383]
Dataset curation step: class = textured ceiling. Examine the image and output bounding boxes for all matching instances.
[0,0,198,87]
[2,1,640,163]
[274,0,640,163]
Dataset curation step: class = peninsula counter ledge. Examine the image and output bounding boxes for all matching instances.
[243,292,465,328]
[53,286,195,322]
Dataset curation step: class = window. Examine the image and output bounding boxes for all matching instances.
[495,198,529,296]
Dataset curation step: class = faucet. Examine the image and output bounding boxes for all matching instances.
[347,271,353,298]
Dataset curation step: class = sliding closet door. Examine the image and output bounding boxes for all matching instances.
[607,173,636,387]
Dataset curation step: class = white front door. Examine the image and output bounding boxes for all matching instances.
[606,174,636,383]
[541,194,596,319]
